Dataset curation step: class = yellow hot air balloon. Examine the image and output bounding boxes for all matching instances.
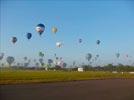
[52,27,58,33]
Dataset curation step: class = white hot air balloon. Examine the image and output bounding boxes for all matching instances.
[56,42,63,48]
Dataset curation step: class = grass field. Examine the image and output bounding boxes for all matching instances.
[0,69,134,85]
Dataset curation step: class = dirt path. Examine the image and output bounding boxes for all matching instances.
[1,79,134,100]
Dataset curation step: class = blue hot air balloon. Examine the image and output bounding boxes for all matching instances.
[27,33,32,40]
[12,37,17,44]
[79,38,82,43]
[96,40,101,45]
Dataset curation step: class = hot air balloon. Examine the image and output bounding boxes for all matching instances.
[36,23,45,36]
[52,27,58,33]
[86,53,92,61]
[116,53,120,58]
[39,58,44,66]
[56,57,59,60]
[39,52,44,57]
[63,63,67,68]
[96,40,100,45]
[12,37,17,44]
[96,54,99,58]
[78,38,82,43]
[6,56,15,66]
[0,53,4,60]
[23,57,27,61]
[26,33,32,40]
[48,59,53,65]
[56,42,62,48]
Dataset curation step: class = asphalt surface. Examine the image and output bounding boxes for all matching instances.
[0,79,134,100]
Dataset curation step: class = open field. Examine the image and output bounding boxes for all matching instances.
[0,69,134,84]
[1,79,134,100]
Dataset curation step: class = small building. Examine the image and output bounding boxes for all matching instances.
[112,71,118,74]
[129,72,134,74]
[78,67,84,72]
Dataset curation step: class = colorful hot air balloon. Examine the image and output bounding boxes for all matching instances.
[26,33,32,40]
[52,27,58,33]
[6,56,15,66]
[96,40,100,45]
[36,23,45,36]
[12,37,17,44]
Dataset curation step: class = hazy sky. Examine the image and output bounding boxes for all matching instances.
[1,0,134,66]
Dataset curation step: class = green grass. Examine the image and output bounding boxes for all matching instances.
[0,69,134,85]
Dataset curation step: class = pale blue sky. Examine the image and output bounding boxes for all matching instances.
[0,0,134,66]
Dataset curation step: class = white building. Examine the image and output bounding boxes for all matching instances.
[78,67,84,72]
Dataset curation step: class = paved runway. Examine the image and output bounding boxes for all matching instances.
[1,79,134,100]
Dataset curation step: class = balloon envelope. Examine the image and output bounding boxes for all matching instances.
[36,23,45,35]
[96,54,99,58]
[52,27,58,33]
[79,38,82,43]
[96,40,100,45]
[56,42,62,48]
[27,33,32,39]
[12,37,17,44]
[23,57,27,61]
[116,53,120,58]
[48,59,53,64]
[39,58,44,64]
[63,63,67,68]
[86,53,92,61]
[6,56,15,65]
[39,52,44,57]
[0,53,4,60]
